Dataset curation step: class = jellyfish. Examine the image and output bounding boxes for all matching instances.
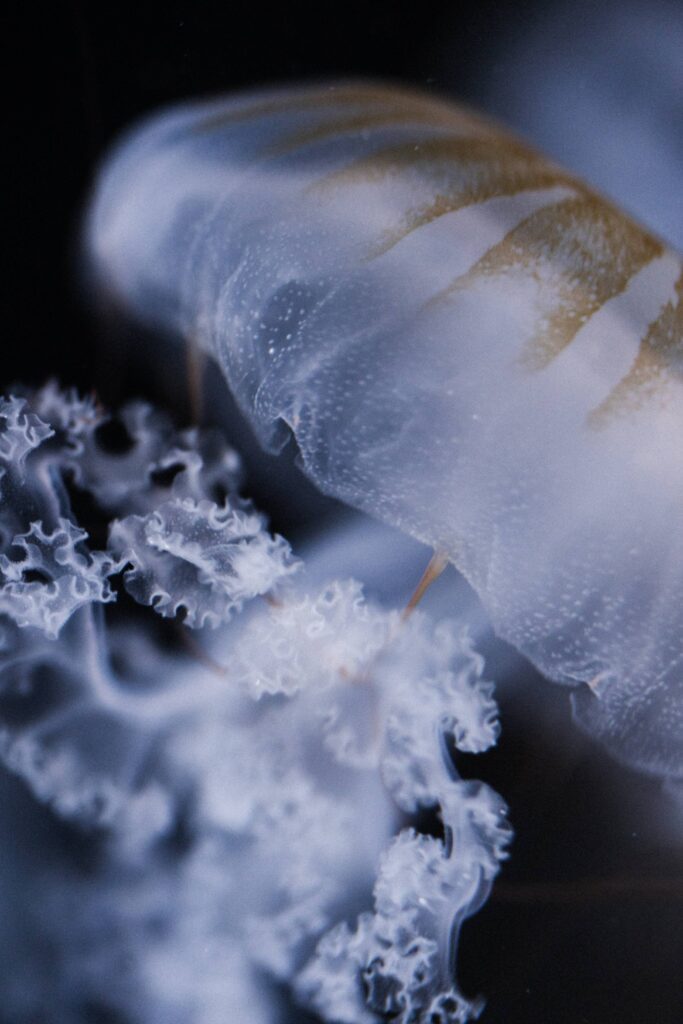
[85,81,683,781]
[474,0,683,252]
[0,384,509,1023]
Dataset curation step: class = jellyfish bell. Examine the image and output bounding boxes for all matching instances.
[84,81,683,781]
[476,0,683,253]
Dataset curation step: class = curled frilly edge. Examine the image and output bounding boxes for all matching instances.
[0,382,511,1022]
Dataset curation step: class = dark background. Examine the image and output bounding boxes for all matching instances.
[8,0,543,392]
[6,3,683,1022]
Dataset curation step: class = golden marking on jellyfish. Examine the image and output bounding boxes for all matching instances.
[402,549,449,620]
[314,133,541,190]
[346,548,449,695]
[176,623,229,677]
[426,195,662,368]
[310,134,580,255]
[265,105,487,158]
[375,143,580,255]
[192,82,470,135]
[589,269,683,426]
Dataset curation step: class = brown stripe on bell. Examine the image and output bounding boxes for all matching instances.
[423,194,662,369]
[192,82,473,136]
[312,135,579,256]
[590,270,683,425]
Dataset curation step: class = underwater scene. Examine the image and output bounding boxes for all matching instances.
[4,2,682,1022]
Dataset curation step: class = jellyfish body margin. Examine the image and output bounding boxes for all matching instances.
[85,80,683,781]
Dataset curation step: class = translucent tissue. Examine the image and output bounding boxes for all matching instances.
[0,385,509,1023]
[85,82,683,779]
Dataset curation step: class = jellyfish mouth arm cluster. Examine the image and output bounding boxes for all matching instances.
[0,384,510,1023]
[86,80,683,782]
